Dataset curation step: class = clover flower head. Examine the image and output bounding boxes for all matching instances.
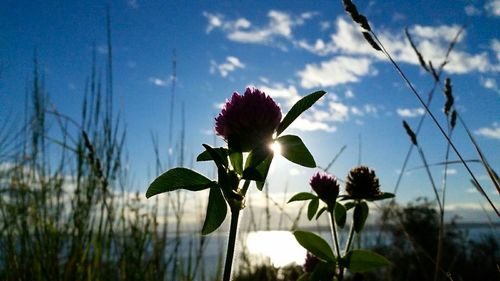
[310,171,340,207]
[345,166,381,200]
[215,87,282,152]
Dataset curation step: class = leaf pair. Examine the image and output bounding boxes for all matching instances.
[294,230,390,274]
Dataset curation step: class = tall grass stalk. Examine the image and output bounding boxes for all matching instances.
[341,0,498,215]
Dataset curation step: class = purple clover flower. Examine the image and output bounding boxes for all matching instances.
[215,87,282,152]
[345,166,381,200]
[310,171,340,208]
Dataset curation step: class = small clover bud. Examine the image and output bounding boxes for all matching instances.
[215,87,282,152]
[303,252,320,273]
[345,166,381,200]
[310,171,340,208]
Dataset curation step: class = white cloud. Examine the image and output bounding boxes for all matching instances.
[345,90,355,99]
[298,56,373,89]
[298,17,499,75]
[351,106,363,116]
[203,10,314,47]
[491,39,500,61]
[464,4,481,16]
[209,56,245,77]
[328,102,349,122]
[481,77,500,94]
[148,77,170,87]
[203,12,223,33]
[258,83,301,106]
[485,0,500,16]
[444,168,457,175]
[475,123,500,140]
[289,117,337,132]
[396,107,425,117]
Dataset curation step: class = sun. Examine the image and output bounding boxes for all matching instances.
[270,141,282,154]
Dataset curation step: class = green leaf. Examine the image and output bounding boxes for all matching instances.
[255,155,274,190]
[335,203,347,228]
[307,198,319,220]
[201,186,227,235]
[288,192,317,203]
[316,206,328,220]
[244,145,272,170]
[146,168,215,198]
[344,250,391,273]
[276,90,326,136]
[344,201,356,211]
[229,150,243,175]
[201,144,228,169]
[196,147,228,163]
[370,192,395,201]
[243,148,273,182]
[293,230,335,263]
[353,201,369,233]
[277,135,316,168]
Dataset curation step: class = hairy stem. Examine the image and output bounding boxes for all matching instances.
[222,179,251,281]
[329,210,342,258]
[223,208,240,281]
[329,210,343,280]
[344,218,356,255]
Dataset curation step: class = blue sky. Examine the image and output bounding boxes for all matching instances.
[1,0,499,220]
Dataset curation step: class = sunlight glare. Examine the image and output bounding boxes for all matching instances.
[270,141,282,155]
[245,231,306,267]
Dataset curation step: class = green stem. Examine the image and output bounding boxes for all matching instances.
[222,179,250,281]
[223,208,240,281]
[328,210,341,258]
[329,210,343,280]
[344,219,356,256]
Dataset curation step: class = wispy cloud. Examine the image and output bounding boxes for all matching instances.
[297,17,500,75]
[464,4,481,16]
[257,83,301,106]
[203,10,315,48]
[485,0,500,16]
[475,122,500,140]
[480,77,500,95]
[298,56,374,89]
[148,76,173,87]
[396,107,425,118]
[209,56,245,77]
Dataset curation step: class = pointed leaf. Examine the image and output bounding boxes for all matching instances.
[344,201,356,211]
[277,135,316,168]
[335,203,347,228]
[370,192,395,201]
[307,198,319,220]
[293,230,335,263]
[288,192,317,203]
[344,250,391,273]
[276,91,326,136]
[353,201,369,233]
[201,144,228,169]
[229,150,243,175]
[243,148,273,182]
[316,206,328,220]
[196,147,228,163]
[254,155,274,190]
[146,168,215,198]
[201,186,227,235]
